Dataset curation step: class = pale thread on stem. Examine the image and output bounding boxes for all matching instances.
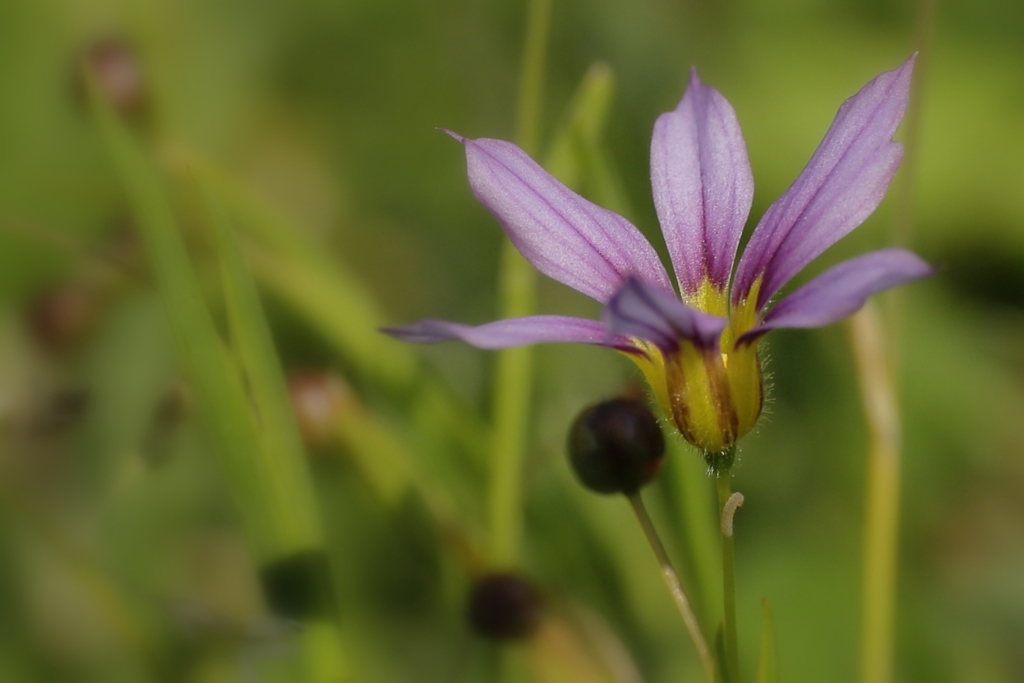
[721,492,744,537]
[851,303,901,683]
[627,493,716,682]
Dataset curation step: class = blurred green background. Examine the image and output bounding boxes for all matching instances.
[1,0,1023,681]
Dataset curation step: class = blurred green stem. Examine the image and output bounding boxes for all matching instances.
[515,0,552,156]
[857,3,933,677]
[628,493,716,681]
[717,472,740,683]
[487,0,550,568]
[852,304,901,683]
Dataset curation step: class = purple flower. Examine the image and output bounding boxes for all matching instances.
[385,57,932,457]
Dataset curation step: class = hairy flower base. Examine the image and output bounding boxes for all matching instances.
[628,330,763,454]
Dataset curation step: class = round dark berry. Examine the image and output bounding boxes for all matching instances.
[567,398,665,495]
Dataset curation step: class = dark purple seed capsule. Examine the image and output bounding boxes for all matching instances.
[467,573,543,640]
[567,398,665,495]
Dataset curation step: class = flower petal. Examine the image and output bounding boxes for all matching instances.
[651,69,754,294]
[382,315,639,351]
[603,277,727,353]
[733,55,916,309]
[454,132,674,303]
[740,247,932,342]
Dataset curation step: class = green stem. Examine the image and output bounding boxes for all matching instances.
[857,2,933,677]
[515,0,552,157]
[717,472,740,683]
[487,0,550,568]
[487,284,535,566]
[628,494,716,681]
[851,305,901,683]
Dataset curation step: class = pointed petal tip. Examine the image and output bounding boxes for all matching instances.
[732,56,919,307]
[437,127,466,143]
[380,321,449,344]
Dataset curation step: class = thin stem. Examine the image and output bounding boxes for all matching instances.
[628,493,716,681]
[855,2,933,677]
[486,0,550,567]
[851,304,902,683]
[717,472,740,683]
[515,0,552,157]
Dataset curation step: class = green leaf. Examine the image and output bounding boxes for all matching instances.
[185,157,417,395]
[87,75,276,559]
[758,598,779,683]
[184,155,488,469]
[715,623,730,683]
[90,77,348,682]
[202,180,325,549]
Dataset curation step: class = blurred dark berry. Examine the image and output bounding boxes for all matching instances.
[467,573,543,640]
[27,282,100,353]
[567,398,665,495]
[141,381,192,467]
[29,388,90,436]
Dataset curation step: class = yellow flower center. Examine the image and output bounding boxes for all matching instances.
[623,278,765,456]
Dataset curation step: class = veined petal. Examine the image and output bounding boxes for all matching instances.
[740,247,932,342]
[604,277,726,353]
[651,69,754,294]
[454,132,674,303]
[733,55,916,309]
[382,315,639,351]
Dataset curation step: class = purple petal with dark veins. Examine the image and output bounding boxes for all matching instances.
[739,247,932,343]
[382,315,639,352]
[733,55,916,310]
[603,277,727,353]
[455,133,674,303]
[651,69,754,294]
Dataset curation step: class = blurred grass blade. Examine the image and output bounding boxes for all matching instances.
[333,397,487,571]
[545,62,632,217]
[758,598,779,683]
[183,156,416,394]
[190,155,488,516]
[715,624,729,683]
[333,399,414,505]
[90,76,346,681]
[202,181,325,548]
[204,184,347,680]
[87,76,275,559]
[181,154,488,461]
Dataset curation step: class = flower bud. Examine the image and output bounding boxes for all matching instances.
[467,572,544,640]
[567,398,665,495]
